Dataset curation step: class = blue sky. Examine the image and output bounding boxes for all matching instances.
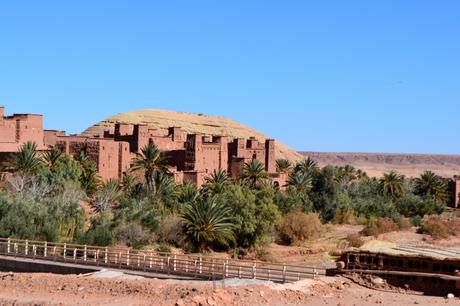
[1,1,459,153]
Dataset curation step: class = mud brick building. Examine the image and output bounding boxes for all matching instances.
[0,106,47,152]
[449,178,460,208]
[0,106,286,187]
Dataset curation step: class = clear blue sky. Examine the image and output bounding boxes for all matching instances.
[1,1,459,154]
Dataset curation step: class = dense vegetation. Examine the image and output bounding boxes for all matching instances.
[0,142,450,254]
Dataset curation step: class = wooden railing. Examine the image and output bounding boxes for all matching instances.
[0,238,319,283]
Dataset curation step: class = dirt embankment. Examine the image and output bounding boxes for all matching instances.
[301,151,460,178]
[0,272,457,306]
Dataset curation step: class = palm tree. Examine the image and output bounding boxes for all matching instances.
[80,161,101,196]
[276,159,292,174]
[43,147,63,171]
[175,182,200,204]
[241,159,267,188]
[131,143,168,193]
[4,141,42,174]
[379,171,405,199]
[294,157,318,175]
[287,171,313,194]
[93,179,122,212]
[414,171,448,203]
[153,172,176,201]
[75,150,89,166]
[356,169,369,183]
[180,198,235,252]
[203,169,229,195]
[335,165,358,188]
[121,173,137,191]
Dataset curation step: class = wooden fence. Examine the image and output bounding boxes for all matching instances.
[0,238,319,283]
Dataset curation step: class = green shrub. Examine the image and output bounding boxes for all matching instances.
[80,213,115,246]
[398,217,412,230]
[346,233,364,248]
[417,216,460,239]
[217,184,281,249]
[157,243,172,253]
[411,215,422,227]
[361,217,399,237]
[278,211,323,245]
[417,216,448,239]
[395,194,444,217]
[157,214,184,247]
[115,222,150,248]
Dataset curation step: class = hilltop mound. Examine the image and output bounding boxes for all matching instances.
[83,109,303,162]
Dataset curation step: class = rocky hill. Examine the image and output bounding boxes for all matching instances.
[83,109,303,162]
[301,152,460,178]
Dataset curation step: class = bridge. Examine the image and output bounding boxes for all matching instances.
[0,238,320,283]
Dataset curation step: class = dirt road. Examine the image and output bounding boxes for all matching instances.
[0,272,457,305]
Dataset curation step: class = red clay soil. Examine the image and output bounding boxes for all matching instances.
[0,272,458,306]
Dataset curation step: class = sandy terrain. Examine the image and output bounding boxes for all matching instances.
[301,151,460,178]
[0,272,457,306]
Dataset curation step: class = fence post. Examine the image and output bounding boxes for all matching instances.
[222,262,226,289]
[238,267,241,279]
[199,256,203,274]
[268,268,271,281]
[7,238,10,253]
[73,248,77,262]
[313,267,317,279]
[83,245,87,261]
[253,262,256,279]
[173,255,177,271]
[143,254,146,271]
[149,253,153,269]
[104,248,108,264]
[126,250,130,266]
[95,250,99,263]
[44,241,47,257]
[25,240,29,256]
[14,243,18,254]
[63,243,66,260]
[167,257,171,275]
[33,245,37,257]
[194,260,198,278]
[225,260,229,278]
[282,264,286,283]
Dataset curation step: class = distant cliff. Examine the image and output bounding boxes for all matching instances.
[300,152,460,178]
